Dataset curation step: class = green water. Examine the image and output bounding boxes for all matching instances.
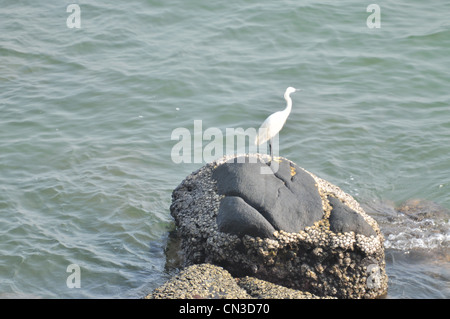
[0,0,448,298]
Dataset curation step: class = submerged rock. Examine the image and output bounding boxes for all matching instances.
[170,154,388,298]
[397,198,450,222]
[364,199,449,252]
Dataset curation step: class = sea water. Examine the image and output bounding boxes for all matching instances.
[0,0,448,298]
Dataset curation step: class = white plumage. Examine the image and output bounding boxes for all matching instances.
[255,87,299,160]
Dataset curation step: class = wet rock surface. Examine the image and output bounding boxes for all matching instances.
[361,199,449,298]
[168,154,388,298]
[363,199,449,252]
[397,198,450,222]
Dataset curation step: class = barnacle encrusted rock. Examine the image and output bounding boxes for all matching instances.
[236,275,334,299]
[148,264,250,299]
[170,154,388,298]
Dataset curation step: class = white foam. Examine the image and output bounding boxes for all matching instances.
[384,219,450,251]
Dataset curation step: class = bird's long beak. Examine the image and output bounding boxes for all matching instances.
[295,89,301,92]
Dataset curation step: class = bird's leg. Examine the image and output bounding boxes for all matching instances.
[269,138,273,165]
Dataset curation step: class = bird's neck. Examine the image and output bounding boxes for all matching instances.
[284,94,293,114]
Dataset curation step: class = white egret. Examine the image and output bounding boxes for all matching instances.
[255,87,300,162]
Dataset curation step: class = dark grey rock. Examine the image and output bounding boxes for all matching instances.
[328,196,377,237]
[212,156,323,237]
[217,196,276,239]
